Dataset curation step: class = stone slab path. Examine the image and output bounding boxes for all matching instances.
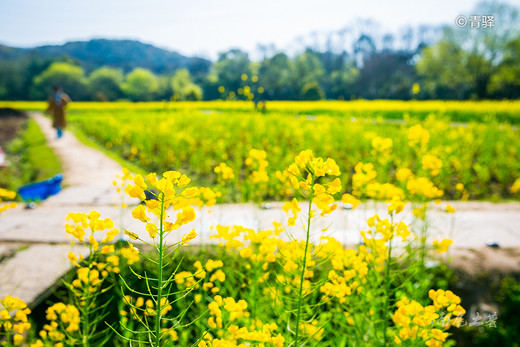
[1,112,520,308]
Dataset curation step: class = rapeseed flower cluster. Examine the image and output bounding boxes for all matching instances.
[371,136,393,156]
[119,244,140,264]
[202,295,285,346]
[245,149,269,184]
[61,101,519,200]
[119,169,225,346]
[319,238,366,303]
[297,321,324,341]
[65,211,117,245]
[214,162,234,182]
[33,209,140,346]
[207,296,249,329]
[352,162,404,199]
[0,296,31,346]
[0,188,17,214]
[34,303,81,346]
[112,167,133,209]
[404,176,444,200]
[285,149,341,217]
[363,213,411,243]
[126,171,197,239]
[4,149,469,346]
[65,211,138,271]
[191,187,220,208]
[125,170,218,243]
[371,135,394,165]
[432,239,454,253]
[392,289,465,346]
[120,295,145,325]
[408,124,430,148]
[174,259,226,295]
[422,155,443,176]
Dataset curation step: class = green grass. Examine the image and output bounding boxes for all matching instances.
[0,118,62,192]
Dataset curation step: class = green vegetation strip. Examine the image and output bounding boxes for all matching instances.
[0,118,62,192]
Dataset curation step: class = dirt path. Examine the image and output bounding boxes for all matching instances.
[1,112,520,308]
[33,112,123,201]
[0,113,134,306]
[0,113,142,243]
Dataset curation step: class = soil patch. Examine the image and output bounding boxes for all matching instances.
[0,108,27,147]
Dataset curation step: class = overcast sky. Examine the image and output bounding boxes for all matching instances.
[1,0,519,59]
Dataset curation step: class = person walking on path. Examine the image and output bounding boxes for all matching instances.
[46,86,70,139]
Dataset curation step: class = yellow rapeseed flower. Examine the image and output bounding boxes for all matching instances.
[422,155,443,176]
[68,251,80,267]
[445,204,455,213]
[341,193,361,209]
[133,174,147,190]
[124,229,139,240]
[396,168,414,182]
[408,124,430,148]
[387,196,406,214]
[0,188,17,214]
[132,205,149,223]
[120,245,140,264]
[182,230,197,244]
[511,178,520,194]
[432,239,453,253]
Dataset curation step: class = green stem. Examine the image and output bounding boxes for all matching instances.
[420,204,429,272]
[420,223,426,270]
[5,328,11,347]
[294,182,314,346]
[154,194,165,346]
[252,254,258,325]
[382,214,394,346]
[83,238,93,347]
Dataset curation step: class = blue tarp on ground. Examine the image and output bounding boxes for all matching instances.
[18,174,63,201]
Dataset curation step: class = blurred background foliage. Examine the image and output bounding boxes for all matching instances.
[0,1,519,102]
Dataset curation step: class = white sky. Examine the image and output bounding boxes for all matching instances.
[1,0,519,60]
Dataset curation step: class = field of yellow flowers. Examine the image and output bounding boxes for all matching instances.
[1,100,519,346]
[51,100,519,202]
[1,150,468,346]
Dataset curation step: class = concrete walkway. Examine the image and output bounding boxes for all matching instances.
[1,113,520,308]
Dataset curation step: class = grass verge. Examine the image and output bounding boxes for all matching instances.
[0,117,62,192]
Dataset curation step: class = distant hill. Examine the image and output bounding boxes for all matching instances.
[0,39,211,75]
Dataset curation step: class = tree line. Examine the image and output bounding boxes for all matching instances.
[0,1,518,102]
